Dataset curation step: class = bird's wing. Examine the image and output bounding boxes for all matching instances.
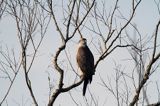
[76,46,94,76]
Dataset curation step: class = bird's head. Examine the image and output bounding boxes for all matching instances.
[78,38,87,47]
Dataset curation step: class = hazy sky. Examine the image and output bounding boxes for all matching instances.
[0,0,160,106]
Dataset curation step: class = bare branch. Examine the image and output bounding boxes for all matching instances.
[147,102,160,106]
[129,19,160,106]
[66,0,76,39]
[0,0,6,19]
[152,19,160,59]
[47,0,65,42]
[4,0,51,105]
[48,0,96,105]
[94,0,143,69]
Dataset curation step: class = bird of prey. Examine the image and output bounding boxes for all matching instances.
[76,38,95,96]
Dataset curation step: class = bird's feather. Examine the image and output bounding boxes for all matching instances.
[83,78,88,96]
[77,44,94,96]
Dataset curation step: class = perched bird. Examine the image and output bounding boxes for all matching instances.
[76,38,95,96]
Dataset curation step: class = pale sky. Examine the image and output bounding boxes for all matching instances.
[0,0,160,106]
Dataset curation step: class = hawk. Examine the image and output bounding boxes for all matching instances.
[76,38,95,96]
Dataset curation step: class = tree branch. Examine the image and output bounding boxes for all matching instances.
[129,19,160,106]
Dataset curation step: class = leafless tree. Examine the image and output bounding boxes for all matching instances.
[96,0,160,105]
[0,46,21,105]
[0,0,6,19]
[0,0,160,106]
[1,0,50,105]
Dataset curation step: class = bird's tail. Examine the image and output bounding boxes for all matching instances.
[83,78,88,96]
